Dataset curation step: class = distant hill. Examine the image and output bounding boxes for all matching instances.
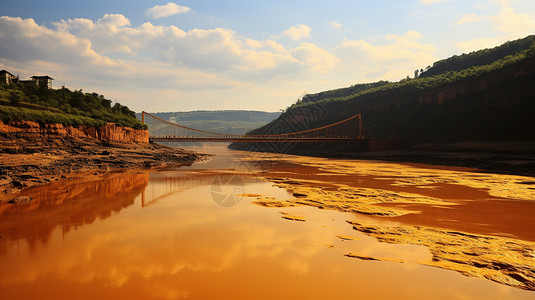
[137,110,280,135]
[237,35,535,142]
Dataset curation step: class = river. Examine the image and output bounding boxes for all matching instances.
[0,144,534,299]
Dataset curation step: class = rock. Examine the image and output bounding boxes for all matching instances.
[344,253,379,261]
[293,192,307,197]
[8,196,33,204]
[44,123,66,135]
[98,123,149,143]
[9,120,40,132]
[0,176,12,185]
[10,180,24,187]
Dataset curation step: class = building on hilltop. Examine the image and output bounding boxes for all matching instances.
[0,69,54,88]
[31,75,54,89]
[0,70,17,85]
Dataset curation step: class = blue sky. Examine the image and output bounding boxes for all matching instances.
[1,0,534,112]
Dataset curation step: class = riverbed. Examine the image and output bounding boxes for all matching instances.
[0,144,534,299]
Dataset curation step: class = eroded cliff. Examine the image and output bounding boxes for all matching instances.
[0,120,149,143]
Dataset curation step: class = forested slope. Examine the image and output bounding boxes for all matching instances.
[242,35,535,142]
[0,82,145,129]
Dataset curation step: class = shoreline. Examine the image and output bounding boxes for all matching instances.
[230,141,535,177]
[2,141,534,290]
[0,133,207,203]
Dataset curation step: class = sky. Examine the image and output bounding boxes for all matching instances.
[1,0,534,113]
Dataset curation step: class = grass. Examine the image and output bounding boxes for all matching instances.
[0,105,106,127]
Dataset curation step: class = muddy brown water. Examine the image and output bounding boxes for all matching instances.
[0,144,533,299]
[263,161,535,242]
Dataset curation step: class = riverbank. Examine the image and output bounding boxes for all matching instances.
[0,132,206,203]
[230,140,535,177]
[1,144,534,297]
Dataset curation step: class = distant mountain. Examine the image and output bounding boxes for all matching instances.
[236,35,535,143]
[137,110,280,135]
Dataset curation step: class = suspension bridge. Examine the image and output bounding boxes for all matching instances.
[142,111,364,143]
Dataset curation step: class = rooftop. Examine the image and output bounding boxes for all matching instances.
[31,75,54,80]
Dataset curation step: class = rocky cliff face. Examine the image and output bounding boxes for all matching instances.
[0,120,149,143]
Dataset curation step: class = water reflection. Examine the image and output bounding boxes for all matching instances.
[0,172,149,254]
[141,172,255,208]
[0,145,533,299]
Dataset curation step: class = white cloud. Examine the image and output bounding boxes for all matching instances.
[467,1,535,35]
[491,7,535,35]
[54,16,243,71]
[264,40,287,53]
[454,3,535,52]
[419,0,449,4]
[281,24,311,41]
[329,21,343,28]
[0,15,347,112]
[337,31,438,81]
[291,42,340,73]
[146,2,191,19]
[0,16,112,66]
[454,13,481,26]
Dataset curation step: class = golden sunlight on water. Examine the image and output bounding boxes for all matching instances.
[0,145,534,299]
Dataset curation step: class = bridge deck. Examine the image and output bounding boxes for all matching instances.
[149,137,362,143]
[143,111,364,143]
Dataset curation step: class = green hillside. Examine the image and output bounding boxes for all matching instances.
[0,82,145,129]
[242,35,535,142]
[285,35,535,112]
[420,35,535,77]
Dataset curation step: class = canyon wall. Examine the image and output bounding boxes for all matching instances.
[0,120,149,143]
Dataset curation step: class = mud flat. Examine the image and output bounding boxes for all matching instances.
[231,141,535,177]
[0,133,206,203]
[247,154,535,291]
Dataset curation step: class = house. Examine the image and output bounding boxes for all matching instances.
[0,69,55,89]
[0,70,17,85]
[31,75,54,89]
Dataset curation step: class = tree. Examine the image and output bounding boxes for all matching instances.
[8,91,23,105]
